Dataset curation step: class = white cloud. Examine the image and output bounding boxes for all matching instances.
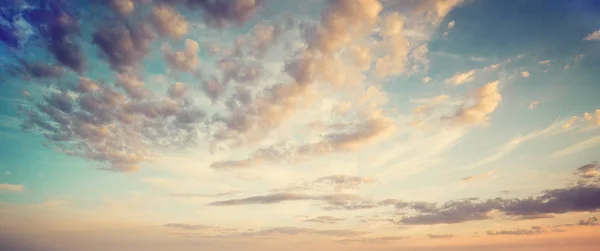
[584,30,600,41]
[445,70,476,85]
[447,20,455,29]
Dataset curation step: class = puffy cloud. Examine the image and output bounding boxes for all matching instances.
[108,0,134,16]
[584,30,600,41]
[115,73,150,100]
[162,39,201,72]
[0,183,24,192]
[444,70,476,85]
[45,12,86,73]
[304,216,345,224]
[92,22,156,71]
[150,5,189,38]
[539,60,552,66]
[521,71,530,78]
[443,81,502,125]
[78,78,101,93]
[307,0,383,55]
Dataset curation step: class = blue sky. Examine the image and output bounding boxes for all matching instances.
[1,0,600,250]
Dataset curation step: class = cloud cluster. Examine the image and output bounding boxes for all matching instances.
[19,74,205,171]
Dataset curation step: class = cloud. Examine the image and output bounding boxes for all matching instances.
[394,163,600,225]
[275,175,378,193]
[463,119,567,170]
[583,109,600,127]
[304,216,345,224]
[461,170,494,182]
[164,223,216,231]
[150,5,189,38]
[92,22,156,71]
[307,0,382,55]
[521,71,530,78]
[163,0,264,27]
[170,190,241,198]
[551,136,600,158]
[448,20,455,29]
[487,226,565,236]
[211,109,395,169]
[428,234,455,239]
[539,60,552,66]
[574,162,600,179]
[15,60,66,79]
[44,11,87,73]
[0,183,24,192]
[444,70,476,85]
[584,30,600,41]
[208,193,312,206]
[442,81,502,126]
[162,39,201,72]
[529,101,539,110]
[577,217,599,226]
[107,0,134,17]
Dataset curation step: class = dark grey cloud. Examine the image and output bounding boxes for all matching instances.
[397,185,600,225]
[45,12,86,73]
[92,22,156,71]
[15,60,66,79]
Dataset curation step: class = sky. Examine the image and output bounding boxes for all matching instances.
[0,0,600,250]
